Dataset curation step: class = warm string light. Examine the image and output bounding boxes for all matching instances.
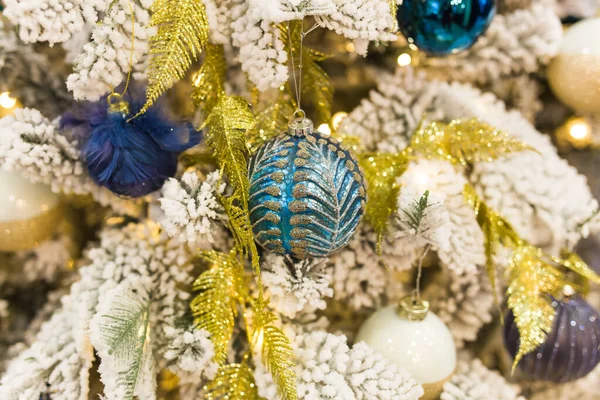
[0,92,17,109]
[331,111,348,131]
[317,123,332,135]
[569,120,591,140]
[556,116,593,150]
[397,52,412,67]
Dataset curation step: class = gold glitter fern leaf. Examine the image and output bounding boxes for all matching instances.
[220,192,262,275]
[205,363,262,400]
[253,305,297,400]
[464,184,521,307]
[246,89,296,154]
[410,119,535,166]
[359,152,409,254]
[507,246,563,371]
[204,96,261,273]
[205,96,255,206]
[191,250,245,365]
[192,43,226,115]
[137,0,209,115]
[554,251,600,285]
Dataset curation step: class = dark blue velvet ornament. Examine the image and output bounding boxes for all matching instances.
[397,0,496,56]
[504,296,600,383]
[248,120,366,259]
[61,90,201,198]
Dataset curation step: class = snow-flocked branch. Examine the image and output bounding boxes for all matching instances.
[0,107,143,216]
[159,171,226,246]
[263,255,333,319]
[254,331,424,399]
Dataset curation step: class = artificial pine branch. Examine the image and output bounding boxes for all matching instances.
[91,284,154,400]
[400,190,431,233]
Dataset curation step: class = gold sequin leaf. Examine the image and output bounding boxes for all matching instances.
[281,21,333,124]
[253,304,297,400]
[204,363,262,400]
[220,191,261,276]
[246,88,296,154]
[204,96,255,206]
[410,119,535,166]
[359,152,409,252]
[192,43,226,115]
[464,184,521,308]
[191,250,246,365]
[507,245,563,371]
[554,251,600,285]
[137,0,209,115]
[389,0,398,21]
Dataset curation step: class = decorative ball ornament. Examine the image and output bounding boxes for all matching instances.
[547,18,600,113]
[356,297,457,400]
[504,296,600,383]
[248,115,366,259]
[60,90,201,198]
[0,170,61,252]
[396,0,496,56]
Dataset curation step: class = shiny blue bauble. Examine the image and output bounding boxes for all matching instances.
[397,0,496,56]
[248,129,366,259]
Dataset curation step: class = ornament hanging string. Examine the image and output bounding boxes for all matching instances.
[412,244,430,304]
[286,20,319,119]
[106,1,136,115]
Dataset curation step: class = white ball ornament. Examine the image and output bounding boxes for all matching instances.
[0,170,61,252]
[356,297,456,400]
[547,18,600,114]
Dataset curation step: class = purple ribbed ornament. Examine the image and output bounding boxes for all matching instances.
[575,235,600,274]
[504,297,600,383]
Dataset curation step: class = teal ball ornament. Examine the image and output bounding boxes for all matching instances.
[397,0,496,56]
[248,118,366,259]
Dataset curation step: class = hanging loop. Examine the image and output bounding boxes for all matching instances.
[107,93,130,115]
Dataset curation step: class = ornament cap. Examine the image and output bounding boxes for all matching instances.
[288,109,313,136]
[107,93,130,116]
[397,296,430,321]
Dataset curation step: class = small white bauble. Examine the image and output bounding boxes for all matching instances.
[0,170,60,251]
[547,18,600,114]
[356,298,456,400]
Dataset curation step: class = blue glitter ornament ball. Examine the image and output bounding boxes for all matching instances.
[397,0,496,56]
[248,119,366,259]
[504,296,600,383]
